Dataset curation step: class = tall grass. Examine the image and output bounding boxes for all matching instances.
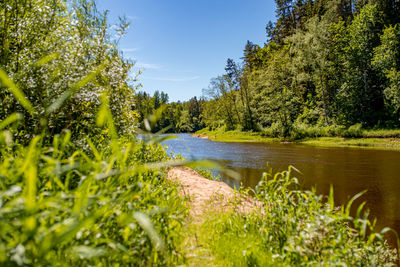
[195,167,398,266]
[0,66,192,265]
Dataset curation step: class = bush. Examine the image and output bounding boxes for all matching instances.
[343,123,364,138]
[0,0,138,145]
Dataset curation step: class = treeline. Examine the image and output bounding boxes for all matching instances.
[134,91,204,133]
[137,0,400,136]
[201,0,400,136]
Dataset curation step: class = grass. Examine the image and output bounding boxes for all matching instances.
[196,128,278,143]
[191,167,398,266]
[0,132,191,266]
[300,137,400,150]
[2,122,398,265]
[196,128,400,151]
[0,60,193,265]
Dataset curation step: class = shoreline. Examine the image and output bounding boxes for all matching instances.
[166,166,398,265]
[167,166,259,220]
[191,130,400,151]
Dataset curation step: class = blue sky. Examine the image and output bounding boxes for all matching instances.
[96,0,276,102]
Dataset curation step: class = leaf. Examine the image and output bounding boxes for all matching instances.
[35,52,60,67]
[0,113,22,130]
[328,185,334,211]
[134,212,165,251]
[69,246,107,259]
[24,164,37,211]
[356,201,367,219]
[345,190,367,217]
[0,68,35,114]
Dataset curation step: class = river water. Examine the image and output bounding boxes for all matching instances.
[162,133,400,244]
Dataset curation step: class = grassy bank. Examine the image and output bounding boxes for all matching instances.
[186,167,397,266]
[195,128,400,151]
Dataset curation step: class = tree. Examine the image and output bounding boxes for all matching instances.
[373,24,400,124]
[250,46,301,136]
[338,4,384,125]
[203,76,239,130]
[288,14,343,125]
[0,0,137,144]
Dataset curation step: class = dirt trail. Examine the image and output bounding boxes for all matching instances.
[167,167,262,265]
[167,167,259,220]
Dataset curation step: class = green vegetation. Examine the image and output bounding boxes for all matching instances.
[134,91,205,133]
[0,132,189,265]
[1,0,399,265]
[197,0,400,136]
[0,0,188,265]
[0,0,138,144]
[136,0,400,142]
[194,168,397,266]
[196,128,400,150]
[194,168,221,181]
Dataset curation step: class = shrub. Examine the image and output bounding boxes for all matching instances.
[0,0,138,145]
[344,123,363,138]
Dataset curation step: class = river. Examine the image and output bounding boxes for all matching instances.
[162,133,400,245]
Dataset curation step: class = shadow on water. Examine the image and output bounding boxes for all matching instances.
[163,133,400,247]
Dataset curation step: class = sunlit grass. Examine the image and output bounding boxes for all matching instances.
[196,128,400,151]
[193,167,398,266]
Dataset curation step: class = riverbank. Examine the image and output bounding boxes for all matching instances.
[167,167,260,265]
[166,166,397,265]
[194,129,400,151]
[167,167,258,220]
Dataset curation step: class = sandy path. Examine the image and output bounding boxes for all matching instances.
[167,167,260,220]
[167,167,263,265]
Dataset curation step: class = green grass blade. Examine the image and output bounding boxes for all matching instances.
[134,212,165,251]
[0,113,22,130]
[35,52,60,67]
[24,164,37,211]
[328,185,334,211]
[0,68,35,114]
[345,190,367,217]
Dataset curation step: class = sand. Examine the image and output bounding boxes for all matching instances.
[167,166,260,220]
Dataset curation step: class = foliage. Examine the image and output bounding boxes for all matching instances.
[134,91,205,133]
[195,168,221,181]
[0,1,190,265]
[0,133,188,266]
[170,0,400,137]
[196,167,397,266]
[0,61,191,265]
[0,0,138,145]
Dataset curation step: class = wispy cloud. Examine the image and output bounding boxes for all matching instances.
[121,47,139,53]
[146,76,200,82]
[136,63,163,70]
[127,15,140,21]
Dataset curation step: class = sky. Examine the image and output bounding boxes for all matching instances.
[96,0,276,102]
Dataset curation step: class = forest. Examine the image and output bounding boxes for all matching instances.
[137,0,400,138]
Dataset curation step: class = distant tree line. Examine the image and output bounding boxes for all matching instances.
[135,0,400,136]
[134,91,204,133]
